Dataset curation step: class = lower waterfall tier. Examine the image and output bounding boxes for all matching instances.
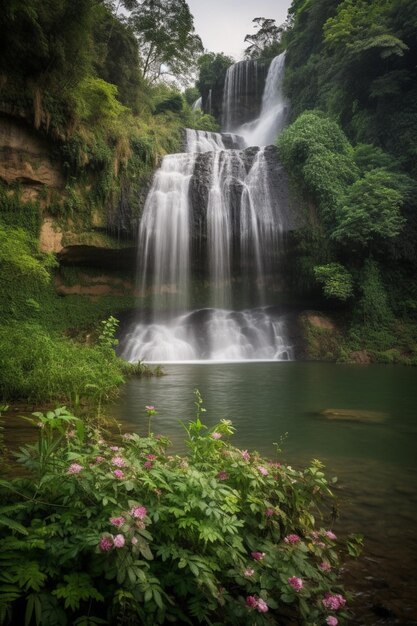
[120,307,293,363]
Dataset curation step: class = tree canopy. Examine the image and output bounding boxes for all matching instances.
[244,17,283,59]
[129,0,203,83]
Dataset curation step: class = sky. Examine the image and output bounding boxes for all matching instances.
[187,0,293,61]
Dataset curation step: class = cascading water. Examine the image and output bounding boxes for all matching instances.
[238,52,288,147]
[121,55,294,363]
[192,96,202,111]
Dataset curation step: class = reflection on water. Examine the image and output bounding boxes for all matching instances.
[110,362,417,625]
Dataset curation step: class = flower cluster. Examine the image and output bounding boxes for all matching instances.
[288,576,304,592]
[67,463,83,475]
[246,595,269,613]
[284,533,301,544]
[251,551,265,561]
[322,592,346,611]
[98,504,149,553]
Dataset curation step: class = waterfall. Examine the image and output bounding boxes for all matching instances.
[192,96,202,111]
[120,58,294,363]
[238,53,288,147]
[222,59,261,132]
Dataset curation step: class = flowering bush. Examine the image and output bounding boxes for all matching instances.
[0,402,357,625]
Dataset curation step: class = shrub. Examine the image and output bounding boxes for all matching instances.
[0,322,124,405]
[314,263,354,302]
[0,400,357,625]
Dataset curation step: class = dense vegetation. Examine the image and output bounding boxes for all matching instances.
[276,0,417,363]
[0,401,358,625]
[0,0,217,404]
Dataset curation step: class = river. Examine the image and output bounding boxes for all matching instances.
[110,362,417,625]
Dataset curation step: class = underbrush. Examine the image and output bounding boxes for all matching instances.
[0,400,359,625]
[0,322,124,405]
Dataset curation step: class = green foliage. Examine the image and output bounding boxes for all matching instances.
[356,258,393,328]
[98,316,120,351]
[129,0,203,83]
[277,111,357,223]
[332,169,405,247]
[314,263,354,301]
[0,400,353,625]
[0,322,124,404]
[0,0,97,88]
[154,94,184,115]
[0,225,52,285]
[196,52,234,98]
[244,17,284,59]
[74,78,126,125]
[184,86,200,106]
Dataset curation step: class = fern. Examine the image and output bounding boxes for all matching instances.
[53,573,104,610]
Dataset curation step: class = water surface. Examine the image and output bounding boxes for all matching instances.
[111,362,417,625]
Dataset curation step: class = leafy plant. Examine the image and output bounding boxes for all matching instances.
[0,396,355,625]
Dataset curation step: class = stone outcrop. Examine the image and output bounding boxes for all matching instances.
[0,113,64,201]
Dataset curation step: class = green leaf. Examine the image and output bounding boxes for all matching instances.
[0,516,28,536]
[53,574,104,611]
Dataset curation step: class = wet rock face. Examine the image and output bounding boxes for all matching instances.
[189,145,297,241]
[0,113,64,201]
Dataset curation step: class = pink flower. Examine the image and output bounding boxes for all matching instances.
[288,576,303,592]
[130,506,147,519]
[111,456,125,467]
[110,516,125,528]
[241,450,250,461]
[244,568,254,577]
[113,469,124,479]
[113,534,125,548]
[256,599,269,613]
[246,596,268,613]
[257,465,268,476]
[284,534,301,544]
[217,471,229,481]
[265,508,274,517]
[146,454,157,461]
[131,537,138,545]
[95,456,105,463]
[319,561,332,572]
[143,461,153,469]
[110,446,119,452]
[325,530,337,541]
[145,405,155,411]
[211,432,222,440]
[326,617,338,626]
[322,593,346,611]
[251,551,265,561]
[99,536,113,552]
[67,463,83,475]
[246,596,258,608]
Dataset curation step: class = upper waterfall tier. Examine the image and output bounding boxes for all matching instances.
[221,53,289,147]
[222,59,269,132]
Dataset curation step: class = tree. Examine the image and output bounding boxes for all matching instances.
[244,17,283,59]
[332,169,405,247]
[129,0,203,83]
